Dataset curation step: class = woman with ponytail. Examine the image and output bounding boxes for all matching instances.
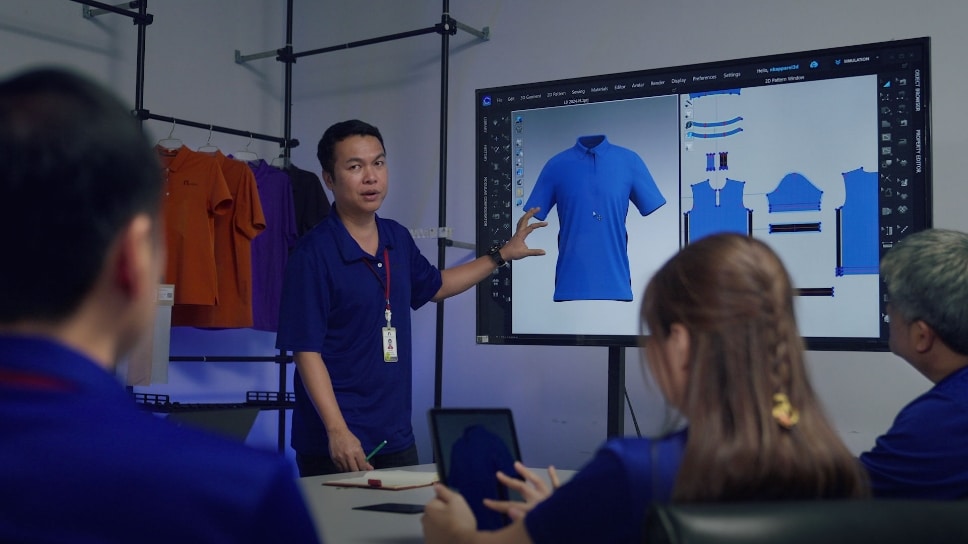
[423,233,868,544]
[642,233,867,502]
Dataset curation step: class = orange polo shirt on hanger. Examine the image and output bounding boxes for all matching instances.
[157,145,233,305]
[171,151,266,327]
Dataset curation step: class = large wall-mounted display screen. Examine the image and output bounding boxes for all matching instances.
[475,38,931,350]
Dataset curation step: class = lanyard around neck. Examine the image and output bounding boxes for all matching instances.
[364,247,392,318]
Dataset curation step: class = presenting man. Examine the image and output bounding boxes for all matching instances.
[860,228,968,498]
[276,119,546,475]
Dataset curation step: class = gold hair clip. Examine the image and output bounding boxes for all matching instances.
[772,393,800,429]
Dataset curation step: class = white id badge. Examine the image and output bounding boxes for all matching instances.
[382,327,398,362]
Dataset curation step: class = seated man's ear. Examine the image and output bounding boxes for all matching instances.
[112,214,155,299]
[911,320,937,354]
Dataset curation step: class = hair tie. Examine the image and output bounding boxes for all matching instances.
[772,393,800,429]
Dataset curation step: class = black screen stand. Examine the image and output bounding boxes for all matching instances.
[607,346,625,437]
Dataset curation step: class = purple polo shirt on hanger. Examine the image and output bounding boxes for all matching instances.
[248,159,298,332]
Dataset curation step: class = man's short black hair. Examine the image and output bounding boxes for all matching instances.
[316,119,385,176]
[0,67,162,323]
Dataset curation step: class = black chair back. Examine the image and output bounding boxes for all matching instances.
[646,500,968,544]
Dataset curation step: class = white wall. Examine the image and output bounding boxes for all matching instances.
[4,0,966,470]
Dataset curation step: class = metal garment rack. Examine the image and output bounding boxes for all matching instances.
[137,356,295,452]
[235,0,490,412]
[166,355,295,453]
[72,0,297,453]
[72,0,298,151]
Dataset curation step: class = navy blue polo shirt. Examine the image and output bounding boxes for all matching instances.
[524,135,666,301]
[0,335,318,542]
[860,365,968,498]
[276,209,442,456]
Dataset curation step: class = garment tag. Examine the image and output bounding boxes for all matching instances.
[382,327,398,362]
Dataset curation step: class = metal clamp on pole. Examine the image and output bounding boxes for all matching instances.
[234,45,295,65]
[409,227,475,250]
[435,14,458,36]
[453,19,490,40]
[437,12,489,40]
[234,48,282,64]
[276,45,296,64]
[76,0,152,24]
[446,239,476,250]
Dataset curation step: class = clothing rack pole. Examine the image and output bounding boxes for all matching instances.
[281,0,295,163]
[277,350,289,453]
[235,16,487,64]
[72,0,149,399]
[133,0,147,119]
[134,111,296,147]
[433,1,456,409]
[275,0,296,453]
[168,355,292,363]
[70,1,152,125]
[292,27,439,59]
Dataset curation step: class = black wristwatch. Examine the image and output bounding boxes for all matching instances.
[487,245,508,268]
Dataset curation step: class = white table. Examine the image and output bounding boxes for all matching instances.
[299,464,573,543]
[300,464,437,544]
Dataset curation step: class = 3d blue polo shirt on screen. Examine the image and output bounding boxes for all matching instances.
[524,135,666,301]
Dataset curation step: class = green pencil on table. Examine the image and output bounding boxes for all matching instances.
[366,440,388,461]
